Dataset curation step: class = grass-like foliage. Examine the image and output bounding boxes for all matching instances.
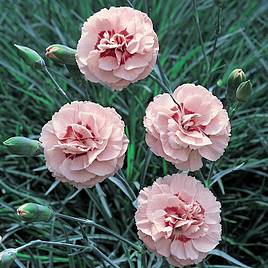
[0,0,268,267]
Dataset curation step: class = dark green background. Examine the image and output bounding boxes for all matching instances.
[0,0,268,267]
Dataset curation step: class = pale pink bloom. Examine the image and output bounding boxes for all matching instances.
[40,101,128,188]
[76,7,159,90]
[144,84,231,171]
[135,173,221,267]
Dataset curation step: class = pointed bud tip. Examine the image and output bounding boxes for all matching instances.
[227,68,246,102]
[17,203,54,222]
[45,44,76,65]
[236,80,252,102]
[17,207,27,216]
[14,44,45,69]
[3,136,42,156]
[3,138,13,146]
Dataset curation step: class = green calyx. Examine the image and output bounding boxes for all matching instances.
[3,136,42,156]
[45,44,77,65]
[236,80,252,102]
[14,44,45,69]
[17,203,54,222]
[226,68,246,102]
[0,249,17,268]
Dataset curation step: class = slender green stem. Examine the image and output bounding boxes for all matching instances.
[192,0,210,73]
[16,239,120,268]
[197,169,205,181]
[150,57,182,110]
[126,0,134,8]
[207,161,215,183]
[149,73,180,107]
[56,213,141,251]
[48,217,55,268]
[150,56,171,94]
[208,7,222,86]
[140,149,152,190]
[149,73,171,94]
[209,7,222,72]
[109,219,136,257]
[92,245,120,268]
[144,0,149,14]
[44,67,70,101]
[117,170,137,201]
[156,57,169,88]
[16,240,87,252]
[229,102,240,119]
[197,169,209,187]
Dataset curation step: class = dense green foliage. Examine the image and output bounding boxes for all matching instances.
[0,0,268,267]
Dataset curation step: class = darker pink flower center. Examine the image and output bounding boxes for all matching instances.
[58,121,101,159]
[164,196,205,242]
[171,105,205,133]
[95,29,134,65]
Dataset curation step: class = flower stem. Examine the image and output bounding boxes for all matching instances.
[209,7,222,72]
[126,0,134,8]
[207,161,215,183]
[16,239,120,268]
[117,169,137,201]
[192,0,210,73]
[208,6,222,86]
[149,73,180,106]
[16,240,86,252]
[229,102,240,119]
[156,57,170,88]
[149,73,170,94]
[56,213,141,251]
[44,67,71,101]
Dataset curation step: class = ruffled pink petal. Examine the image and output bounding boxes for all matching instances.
[192,235,219,252]
[184,241,199,260]
[170,240,186,260]
[135,173,221,266]
[175,150,203,171]
[76,7,159,90]
[98,56,119,71]
[155,238,172,257]
[39,121,58,149]
[87,159,117,176]
[40,101,129,188]
[113,65,145,81]
[52,108,79,138]
[144,84,230,171]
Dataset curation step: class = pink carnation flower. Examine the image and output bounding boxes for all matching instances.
[135,173,221,267]
[76,7,159,90]
[144,84,231,171]
[40,101,129,188]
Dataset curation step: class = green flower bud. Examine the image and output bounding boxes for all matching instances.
[0,249,17,268]
[14,44,45,69]
[3,137,42,156]
[227,69,246,100]
[17,203,54,222]
[236,80,252,102]
[45,44,77,65]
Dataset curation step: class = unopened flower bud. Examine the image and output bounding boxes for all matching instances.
[236,80,252,102]
[17,203,54,222]
[14,44,45,69]
[3,137,42,156]
[0,249,17,268]
[46,44,76,65]
[227,68,246,99]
